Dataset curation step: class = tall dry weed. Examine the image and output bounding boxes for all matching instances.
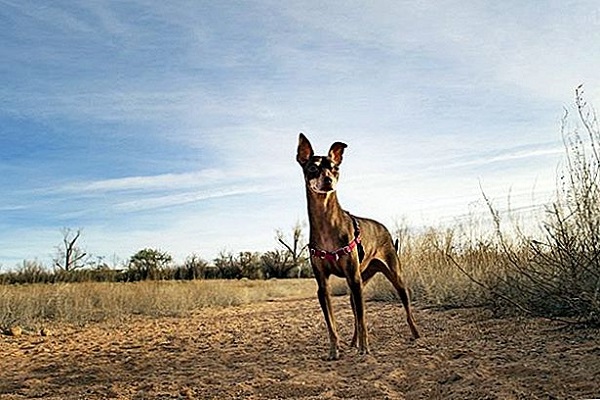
[437,86,600,325]
[486,87,600,324]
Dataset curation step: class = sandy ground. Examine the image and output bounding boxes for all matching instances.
[1,296,599,400]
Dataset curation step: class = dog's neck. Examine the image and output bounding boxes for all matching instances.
[305,188,350,248]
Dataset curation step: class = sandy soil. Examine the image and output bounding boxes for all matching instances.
[1,296,599,399]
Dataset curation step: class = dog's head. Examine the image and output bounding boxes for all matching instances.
[296,133,347,194]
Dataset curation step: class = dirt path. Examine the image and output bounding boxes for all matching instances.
[1,296,599,399]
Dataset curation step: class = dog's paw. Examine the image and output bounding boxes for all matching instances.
[325,348,340,361]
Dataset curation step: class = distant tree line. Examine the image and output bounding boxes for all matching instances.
[0,223,311,284]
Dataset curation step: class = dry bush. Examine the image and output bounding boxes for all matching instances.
[475,87,600,324]
[0,279,316,331]
[392,86,600,325]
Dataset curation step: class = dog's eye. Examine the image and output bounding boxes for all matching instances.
[307,165,319,173]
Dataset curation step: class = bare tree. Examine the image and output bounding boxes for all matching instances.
[276,221,309,278]
[54,228,90,272]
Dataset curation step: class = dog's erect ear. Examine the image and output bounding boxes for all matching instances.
[328,142,347,165]
[297,133,314,165]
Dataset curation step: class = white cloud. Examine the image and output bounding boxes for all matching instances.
[444,143,564,169]
[55,169,228,194]
[113,185,272,212]
[2,1,600,268]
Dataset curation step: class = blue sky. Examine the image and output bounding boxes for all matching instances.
[1,1,600,269]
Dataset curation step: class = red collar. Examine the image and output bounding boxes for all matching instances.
[309,215,362,263]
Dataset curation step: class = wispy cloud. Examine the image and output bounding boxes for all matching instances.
[444,143,564,170]
[113,185,272,213]
[55,169,229,194]
[34,167,288,218]
[1,1,599,268]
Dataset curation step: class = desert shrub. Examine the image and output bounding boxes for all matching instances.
[367,88,600,325]
[237,252,264,279]
[213,251,242,279]
[211,251,261,279]
[86,265,127,282]
[126,248,173,281]
[4,260,53,284]
[444,86,600,325]
[261,249,311,279]
[167,254,210,280]
[261,250,296,279]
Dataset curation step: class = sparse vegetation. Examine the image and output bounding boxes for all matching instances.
[367,86,600,326]
[2,88,599,329]
[474,86,600,325]
[0,222,311,284]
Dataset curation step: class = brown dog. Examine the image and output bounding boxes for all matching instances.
[296,133,420,360]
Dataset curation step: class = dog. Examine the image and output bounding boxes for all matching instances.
[296,133,420,360]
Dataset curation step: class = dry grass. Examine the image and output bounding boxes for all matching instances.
[291,222,505,309]
[0,250,496,333]
[0,279,316,331]
[0,241,502,334]
[325,224,506,309]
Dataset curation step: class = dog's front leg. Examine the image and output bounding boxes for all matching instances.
[347,267,370,355]
[314,269,340,360]
[350,264,377,348]
[350,294,358,348]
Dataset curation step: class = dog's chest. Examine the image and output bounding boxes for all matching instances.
[313,256,347,278]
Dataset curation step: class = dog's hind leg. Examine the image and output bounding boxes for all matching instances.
[381,253,421,340]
